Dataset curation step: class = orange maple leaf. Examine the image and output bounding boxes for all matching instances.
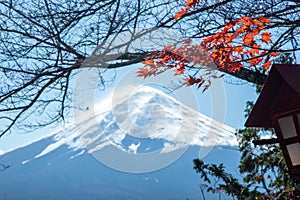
[202,36,214,44]
[174,67,184,75]
[243,33,254,46]
[185,0,198,9]
[261,32,272,44]
[263,60,271,69]
[142,59,154,65]
[269,52,278,57]
[250,48,260,56]
[174,8,185,20]
[233,46,243,54]
[249,58,263,66]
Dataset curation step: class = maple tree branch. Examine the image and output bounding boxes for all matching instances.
[219,67,267,86]
[81,50,268,86]
[252,138,279,146]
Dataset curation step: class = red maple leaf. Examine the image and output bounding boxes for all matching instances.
[184,76,204,86]
[137,68,150,78]
[174,67,184,75]
[269,52,278,57]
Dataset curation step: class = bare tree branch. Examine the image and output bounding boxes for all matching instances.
[0,0,299,136]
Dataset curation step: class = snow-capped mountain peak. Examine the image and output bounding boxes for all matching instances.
[33,86,236,161]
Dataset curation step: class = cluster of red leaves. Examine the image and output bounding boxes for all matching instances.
[138,16,278,90]
[137,39,214,91]
[202,16,278,72]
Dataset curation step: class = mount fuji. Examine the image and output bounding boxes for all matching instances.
[0,86,240,200]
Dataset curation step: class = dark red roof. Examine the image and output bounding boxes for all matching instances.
[245,64,300,128]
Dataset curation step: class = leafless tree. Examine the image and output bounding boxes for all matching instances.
[0,0,299,137]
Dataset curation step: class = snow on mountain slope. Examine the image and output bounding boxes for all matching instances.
[34,86,237,161]
[0,86,240,199]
